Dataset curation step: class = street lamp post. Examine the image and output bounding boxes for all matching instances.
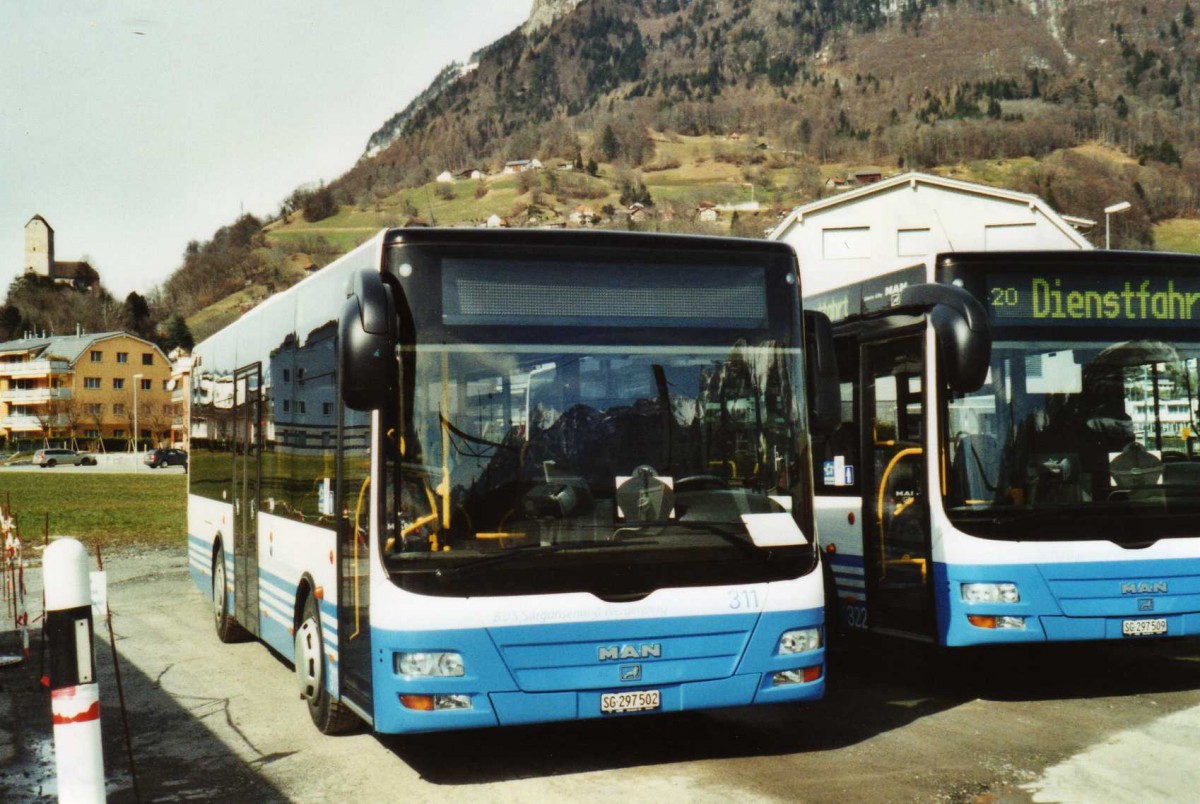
[133,373,143,471]
[1105,201,1131,249]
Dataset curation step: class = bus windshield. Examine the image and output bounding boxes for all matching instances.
[384,341,813,596]
[943,335,1200,541]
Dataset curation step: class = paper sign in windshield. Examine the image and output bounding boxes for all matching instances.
[741,513,808,547]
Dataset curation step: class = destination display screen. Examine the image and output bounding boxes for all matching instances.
[442,258,768,329]
[986,272,1200,328]
[806,264,925,323]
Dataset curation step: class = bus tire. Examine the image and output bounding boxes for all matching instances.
[296,593,358,734]
[213,550,247,643]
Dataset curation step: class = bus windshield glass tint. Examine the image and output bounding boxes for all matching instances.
[943,337,1200,540]
[383,343,810,590]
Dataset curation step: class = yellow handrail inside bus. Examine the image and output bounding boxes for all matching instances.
[350,475,370,641]
[876,447,923,579]
[440,352,451,533]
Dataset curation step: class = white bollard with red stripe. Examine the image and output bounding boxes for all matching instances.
[44,538,105,803]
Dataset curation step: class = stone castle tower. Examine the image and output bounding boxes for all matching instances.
[22,215,100,290]
[24,215,54,277]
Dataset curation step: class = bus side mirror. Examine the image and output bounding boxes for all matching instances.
[897,283,990,392]
[804,309,841,433]
[340,270,398,411]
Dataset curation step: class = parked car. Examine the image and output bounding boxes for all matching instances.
[34,448,97,467]
[145,448,188,469]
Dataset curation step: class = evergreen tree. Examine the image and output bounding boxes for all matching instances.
[125,291,152,337]
[163,314,195,352]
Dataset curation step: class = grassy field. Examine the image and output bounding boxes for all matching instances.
[1153,219,1200,254]
[0,473,185,553]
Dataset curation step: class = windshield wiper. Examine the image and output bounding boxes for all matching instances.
[614,520,762,555]
[986,505,1143,537]
[430,538,656,580]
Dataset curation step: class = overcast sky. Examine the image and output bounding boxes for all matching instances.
[0,0,531,299]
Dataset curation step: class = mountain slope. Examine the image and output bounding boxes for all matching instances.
[166,0,1200,340]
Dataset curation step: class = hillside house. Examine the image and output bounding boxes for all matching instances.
[458,168,484,180]
[436,171,455,183]
[849,167,884,185]
[825,176,848,191]
[626,203,649,223]
[485,214,508,228]
[697,202,720,223]
[502,159,544,174]
[569,205,596,225]
[769,171,1094,296]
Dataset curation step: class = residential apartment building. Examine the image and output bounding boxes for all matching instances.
[0,331,178,446]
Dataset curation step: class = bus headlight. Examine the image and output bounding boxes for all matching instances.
[961,582,1020,604]
[395,652,465,677]
[778,628,821,654]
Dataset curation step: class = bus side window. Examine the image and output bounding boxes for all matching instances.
[811,337,860,493]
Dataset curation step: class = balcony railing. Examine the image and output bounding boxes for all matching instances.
[1,415,55,432]
[0,359,70,378]
[0,387,73,403]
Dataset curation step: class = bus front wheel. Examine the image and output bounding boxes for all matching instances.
[295,593,358,734]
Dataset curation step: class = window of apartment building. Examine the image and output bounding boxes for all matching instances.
[282,368,291,382]
[162,380,171,391]
[90,350,102,363]
[85,403,103,415]
[298,401,307,414]
[84,377,101,390]
[323,402,333,416]
[140,379,152,391]
[114,403,126,415]
[282,400,291,413]
[113,378,125,390]
[84,429,99,439]
[116,352,129,364]
[142,353,153,366]
[140,429,151,439]
[113,429,125,438]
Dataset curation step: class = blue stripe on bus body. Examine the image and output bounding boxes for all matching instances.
[256,571,343,681]
[187,534,213,594]
[935,557,1200,646]
[369,608,824,734]
[826,554,868,600]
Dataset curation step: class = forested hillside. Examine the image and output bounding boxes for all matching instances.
[108,0,1200,341]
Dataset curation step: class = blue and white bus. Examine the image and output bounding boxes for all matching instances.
[808,250,1200,647]
[187,228,831,733]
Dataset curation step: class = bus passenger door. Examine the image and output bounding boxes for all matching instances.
[337,405,373,717]
[232,364,262,636]
[861,335,935,637]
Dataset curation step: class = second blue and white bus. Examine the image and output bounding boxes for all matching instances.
[808,250,1200,646]
[187,227,831,733]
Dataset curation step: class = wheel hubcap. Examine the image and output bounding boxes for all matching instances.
[213,560,226,626]
[295,615,322,701]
